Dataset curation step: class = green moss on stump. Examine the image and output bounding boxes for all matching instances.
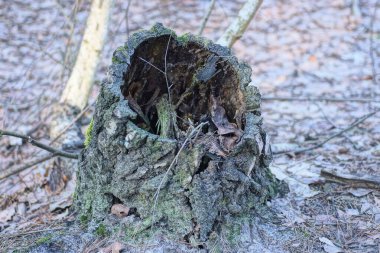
[84,118,94,148]
[95,224,108,237]
[35,234,53,245]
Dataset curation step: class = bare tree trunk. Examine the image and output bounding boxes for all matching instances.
[60,0,112,110]
[50,0,112,143]
[46,0,112,193]
[217,0,263,48]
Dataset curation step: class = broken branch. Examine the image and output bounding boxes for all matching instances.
[273,109,379,155]
[0,129,79,159]
[321,169,380,190]
[0,153,56,180]
[217,0,263,48]
[198,0,216,36]
[262,96,380,103]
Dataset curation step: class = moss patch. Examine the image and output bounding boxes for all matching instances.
[84,118,94,148]
[35,234,53,245]
[95,223,108,237]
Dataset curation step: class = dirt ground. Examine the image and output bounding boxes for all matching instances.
[0,0,379,252]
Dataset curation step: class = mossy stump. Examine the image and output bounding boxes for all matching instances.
[75,23,279,246]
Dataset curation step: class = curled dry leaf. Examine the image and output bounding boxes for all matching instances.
[319,237,343,253]
[210,96,242,137]
[111,204,130,218]
[210,96,242,153]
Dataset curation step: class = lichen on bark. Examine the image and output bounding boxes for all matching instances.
[74,23,280,246]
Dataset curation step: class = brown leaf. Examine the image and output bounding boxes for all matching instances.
[220,135,239,152]
[210,96,242,137]
[111,204,130,218]
[100,242,125,253]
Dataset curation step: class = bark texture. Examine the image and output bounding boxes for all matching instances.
[75,23,278,244]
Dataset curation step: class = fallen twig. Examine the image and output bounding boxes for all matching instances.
[0,129,79,159]
[198,0,216,35]
[321,169,380,190]
[262,96,380,103]
[314,102,359,150]
[369,0,379,85]
[273,109,379,155]
[217,0,263,48]
[0,153,55,180]
[0,227,64,239]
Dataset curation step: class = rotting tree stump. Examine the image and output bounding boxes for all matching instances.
[75,23,279,245]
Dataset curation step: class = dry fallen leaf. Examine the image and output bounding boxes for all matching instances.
[0,204,16,223]
[319,237,343,253]
[100,241,124,253]
[210,96,242,138]
[111,204,130,218]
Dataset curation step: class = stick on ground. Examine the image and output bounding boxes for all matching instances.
[273,109,379,155]
[0,129,79,159]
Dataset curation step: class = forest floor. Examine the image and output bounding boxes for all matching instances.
[0,0,379,252]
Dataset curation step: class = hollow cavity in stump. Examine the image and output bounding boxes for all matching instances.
[75,23,279,245]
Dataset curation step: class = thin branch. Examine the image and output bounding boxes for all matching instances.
[0,129,79,159]
[126,0,132,39]
[217,0,263,48]
[314,102,360,150]
[273,109,379,155]
[0,227,64,239]
[0,154,55,180]
[138,57,165,74]
[321,169,380,190]
[261,96,380,103]
[164,32,173,104]
[369,0,379,85]
[198,0,216,36]
[163,32,178,138]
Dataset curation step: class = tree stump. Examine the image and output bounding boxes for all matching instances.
[75,23,279,245]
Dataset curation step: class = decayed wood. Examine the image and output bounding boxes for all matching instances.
[74,24,278,245]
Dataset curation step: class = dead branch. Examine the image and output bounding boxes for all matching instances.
[60,0,113,110]
[0,153,55,180]
[262,96,380,103]
[314,102,359,150]
[0,129,79,159]
[273,109,379,155]
[321,169,380,190]
[198,0,216,36]
[217,0,263,48]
